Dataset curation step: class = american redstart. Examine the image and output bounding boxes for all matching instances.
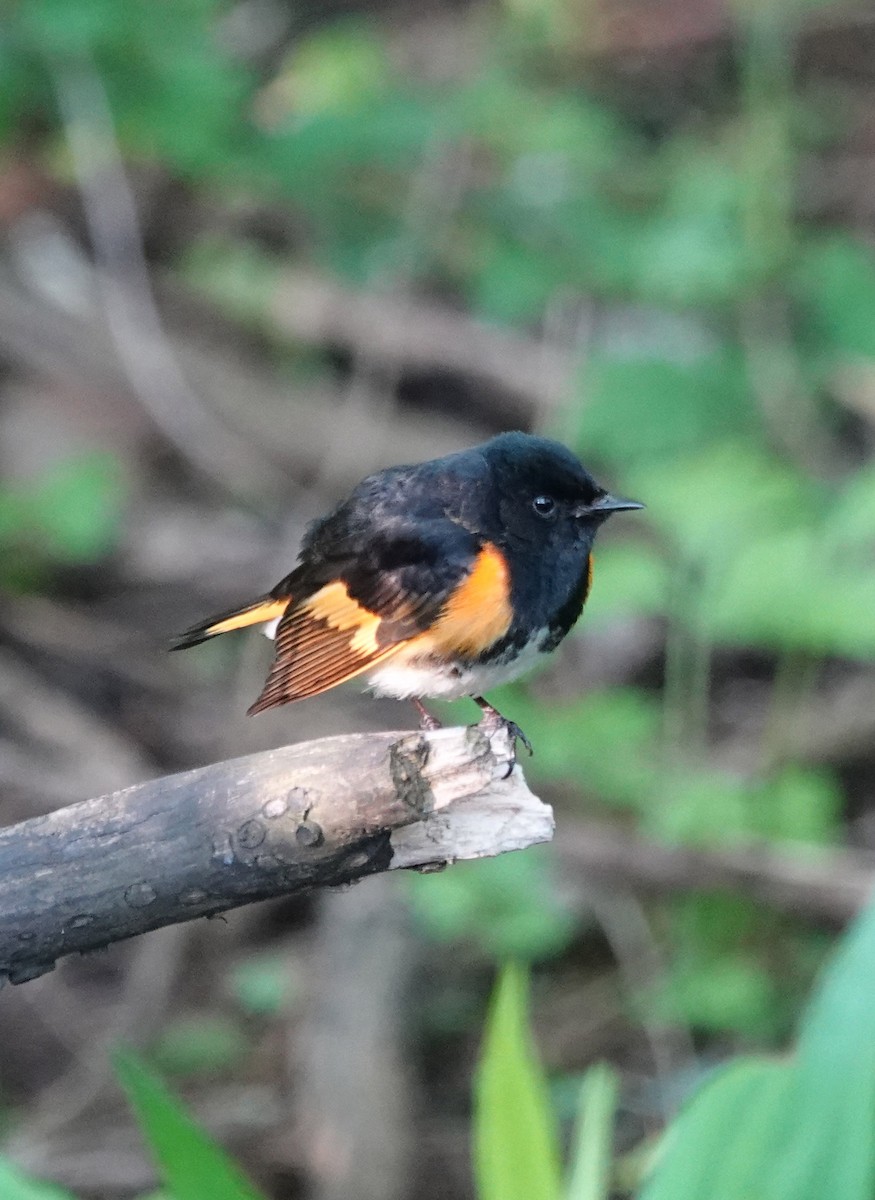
[172,432,643,755]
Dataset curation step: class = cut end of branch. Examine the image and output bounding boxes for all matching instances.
[388,724,554,871]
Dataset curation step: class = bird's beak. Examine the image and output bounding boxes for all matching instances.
[576,493,645,518]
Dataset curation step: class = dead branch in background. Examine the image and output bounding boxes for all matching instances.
[559,821,874,923]
[0,726,553,986]
[270,268,576,419]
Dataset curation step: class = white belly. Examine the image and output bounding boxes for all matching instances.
[365,633,550,700]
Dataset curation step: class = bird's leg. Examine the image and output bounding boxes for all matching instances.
[411,697,442,731]
[473,696,534,767]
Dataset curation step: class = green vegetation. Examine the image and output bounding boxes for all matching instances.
[472,913,875,1198]
[1,0,874,1193]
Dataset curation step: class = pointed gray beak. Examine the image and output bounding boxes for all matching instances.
[576,493,645,518]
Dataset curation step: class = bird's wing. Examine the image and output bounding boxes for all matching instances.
[248,519,512,713]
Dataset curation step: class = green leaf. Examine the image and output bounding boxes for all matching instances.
[0,1159,78,1200]
[640,895,875,1198]
[581,543,669,624]
[638,1058,795,1200]
[626,441,818,567]
[113,1050,266,1200]
[229,951,301,1017]
[765,897,875,1200]
[474,964,562,1200]
[565,1063,619,1200]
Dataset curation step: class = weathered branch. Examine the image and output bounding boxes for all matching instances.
[0,727,552,986]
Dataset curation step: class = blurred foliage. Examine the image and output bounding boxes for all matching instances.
[0,452,124,587]
[2,0,875,1187]
[638,887,875,1200]
[473,962,562,1200]
[406,846,577,961]
[0,0,867,1036]
[151,1014,247,1078]
[227,950,302,1018]
[0,1158,78,1200]
[472,906,875,1198]
[113,1049,266,1200]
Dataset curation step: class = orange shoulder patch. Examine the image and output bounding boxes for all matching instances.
[428,542,513,658]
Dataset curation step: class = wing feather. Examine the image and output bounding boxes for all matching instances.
[246,521,507,715]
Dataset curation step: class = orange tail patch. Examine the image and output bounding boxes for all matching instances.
[170,597,289,651]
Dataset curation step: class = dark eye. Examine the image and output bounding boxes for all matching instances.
[532,495,556,518]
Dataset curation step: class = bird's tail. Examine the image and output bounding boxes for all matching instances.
[170,596,289,651]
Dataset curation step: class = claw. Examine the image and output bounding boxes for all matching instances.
[472,696,533,776]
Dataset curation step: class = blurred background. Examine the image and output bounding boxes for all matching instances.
[2,0,875,1196]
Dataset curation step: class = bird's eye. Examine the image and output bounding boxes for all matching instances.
[532,495,556,518]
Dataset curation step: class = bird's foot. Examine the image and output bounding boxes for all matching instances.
[411,697,442,732]
[473,696,533,774]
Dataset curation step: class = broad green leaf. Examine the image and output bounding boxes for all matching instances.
[283,22,391,117]
[626,441,818,567]
[643,765,840,846]
[638,1058,794,1200]
[565,1063,619,1200]
[825,463,875,550]
[709,526,875,657]
[113,1050,266,1200]
[765,897,875,1200]
[641,895,875,1198]
[0,1159,77,1200]
[474,964,561,1200]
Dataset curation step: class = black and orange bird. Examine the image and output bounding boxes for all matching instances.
[171,433,642,754]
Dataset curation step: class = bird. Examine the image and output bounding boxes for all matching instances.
[171,432,643,758]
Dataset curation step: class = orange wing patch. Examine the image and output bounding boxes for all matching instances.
[247,582,404,714]
[427,542,512,658]
[304,581,383,657]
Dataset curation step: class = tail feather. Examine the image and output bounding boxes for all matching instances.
[170,596,289,651]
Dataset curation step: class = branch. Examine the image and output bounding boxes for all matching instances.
[269,269,575,416]
[0,727,552,986]
[558,820,875,923]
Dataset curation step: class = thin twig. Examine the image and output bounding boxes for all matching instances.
[47,54,287,498]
